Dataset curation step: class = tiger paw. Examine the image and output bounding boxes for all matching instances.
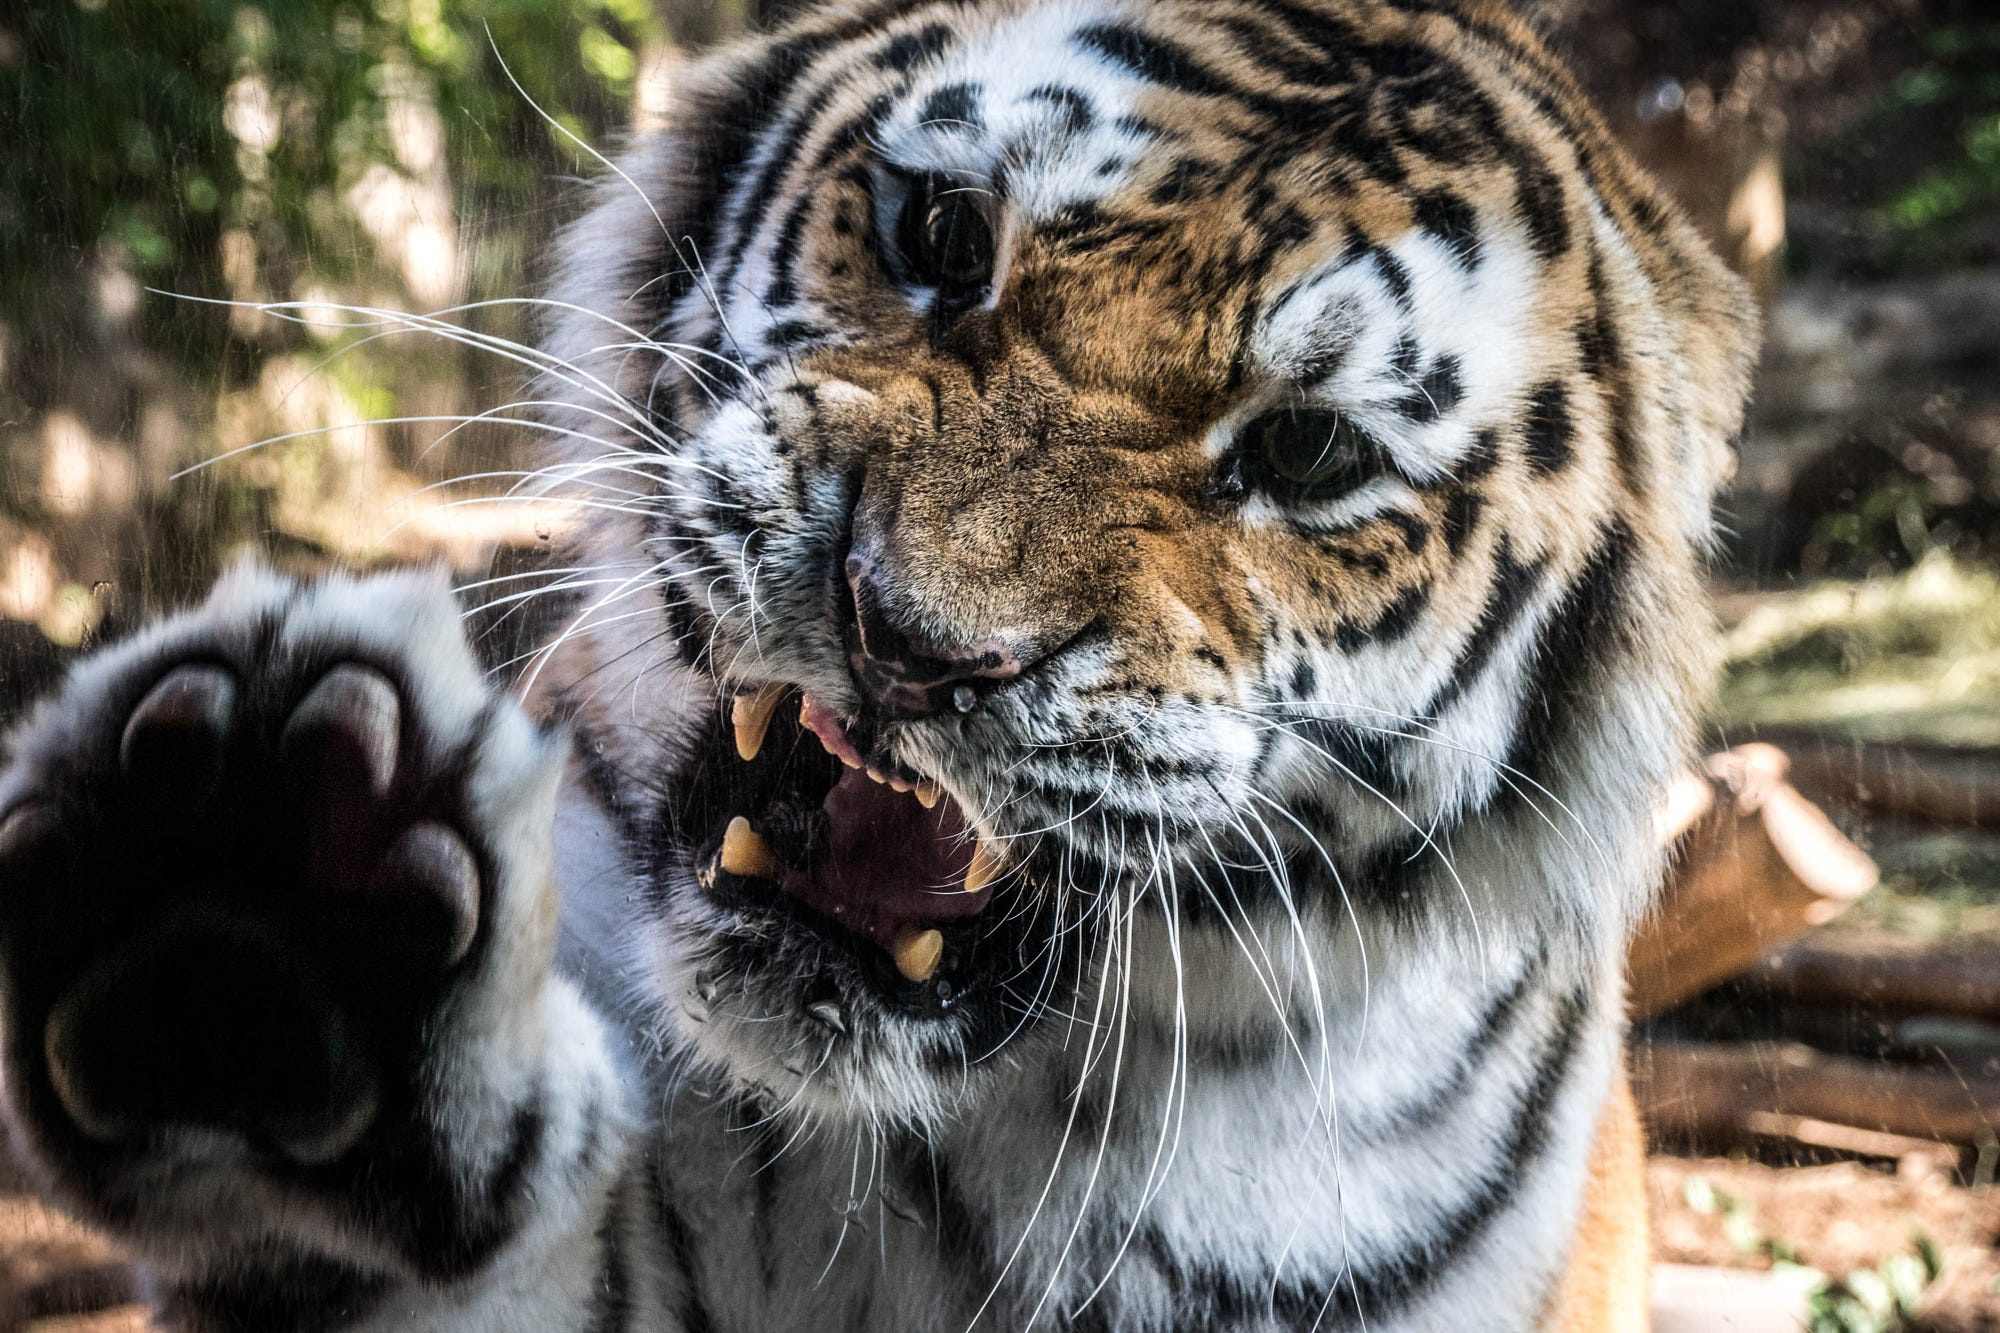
[0,564,563,1216]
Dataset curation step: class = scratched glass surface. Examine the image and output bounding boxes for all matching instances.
[1,2,1995,1329]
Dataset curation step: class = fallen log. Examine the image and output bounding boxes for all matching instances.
[1634,1038,2000,1147]
[1628,745,1878,1017]
[1748,726,2000,829]
[1745,934,2000,1025]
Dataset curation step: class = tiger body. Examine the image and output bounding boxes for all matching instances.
[0,1,1752,1329]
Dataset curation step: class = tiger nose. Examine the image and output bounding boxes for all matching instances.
[842,550,1026,717]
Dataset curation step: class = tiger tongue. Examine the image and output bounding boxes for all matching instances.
[776,765,988,949]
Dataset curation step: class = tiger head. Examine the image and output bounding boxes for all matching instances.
[541,0,1756,1125]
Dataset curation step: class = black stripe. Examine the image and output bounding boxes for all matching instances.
[1581,246,1645,499]
[1491,521,1634,814]
[1075,22,1244,100]
[919,80,982,130]
[1511,152,1573,262]
[588,1177,634,1333]
[1289,714,1399,796]
[1024,83,1094,134]
[1521,381,1573,475]
[1336,579,1430,653]
[1413,188,1481,266]
[1452,428,1502,483]
[762,316,833,350]
[1245,0,1364,74]
[710,49,871,335]
[749,1122,784,1293]
[1150,980,1593,1328]
[1211,11,1354,89]
[924,1149,1004,1298]
[873,19,953,73]
[1359,945,1549,1134]
[1379,0,1614,249]
[655,26,854,331]
[1420,536,1546,719]
[1384,508,1431,556]
[1440,487,1483,558]
[160,1251,388,1333]
[1398,354,1462,424]
[651,1159,717,1333]
[1321,983,1593,1325]
[1174,844,1311,930]
[1074,19,1407,188]
[762,90,899,310]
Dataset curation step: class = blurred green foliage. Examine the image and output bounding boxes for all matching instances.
[1682,1178,1943,1333]
[1796,15,2000,271]
[1,0,672,371]
[1873,23,2000,253]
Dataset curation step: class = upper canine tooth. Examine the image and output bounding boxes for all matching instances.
[891,927,944,984]
[720,816,780,880]
[963,840,1001,894]
[732,683,788,762]
[915,782,941,809]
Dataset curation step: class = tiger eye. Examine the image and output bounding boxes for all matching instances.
[897,175,996,304]
[1243,407,1384,498]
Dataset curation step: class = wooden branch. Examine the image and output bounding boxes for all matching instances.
[1635,1038,2000,1147]
[1736,1111,1961,1172]
[1627,745,1878,1017]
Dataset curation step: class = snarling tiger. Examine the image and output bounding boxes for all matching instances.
[0,0,1754,1328]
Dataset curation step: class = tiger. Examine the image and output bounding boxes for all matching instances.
[0,0,1756,1328]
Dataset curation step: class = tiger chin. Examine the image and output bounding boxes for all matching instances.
[0,0,1753,1329]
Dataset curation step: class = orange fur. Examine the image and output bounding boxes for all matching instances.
[1545,1061,1652,1332]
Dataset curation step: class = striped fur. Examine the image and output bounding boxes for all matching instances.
[0,1,1753,1328]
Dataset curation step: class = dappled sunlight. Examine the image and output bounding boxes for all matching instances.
[1719,553,2000,745]
[38,413,133,519]
[0,531,59,625]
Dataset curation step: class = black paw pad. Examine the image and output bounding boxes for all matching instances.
[119,665,239,809]
[43,919,379,1164]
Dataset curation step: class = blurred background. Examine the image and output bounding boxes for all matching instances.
[0,0,1997,1328]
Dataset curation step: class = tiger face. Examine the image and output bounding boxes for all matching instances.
[545,0,1755,1124]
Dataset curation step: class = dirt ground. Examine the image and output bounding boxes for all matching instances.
[1650,1154,2000,1331]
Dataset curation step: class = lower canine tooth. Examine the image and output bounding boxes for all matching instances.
[720,816,780,880]
[891,927,944,983]
[732,683,788,761]
[915,782,941,809]
[963,840,1001,894]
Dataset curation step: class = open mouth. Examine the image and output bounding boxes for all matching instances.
[680,684,1002,986]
